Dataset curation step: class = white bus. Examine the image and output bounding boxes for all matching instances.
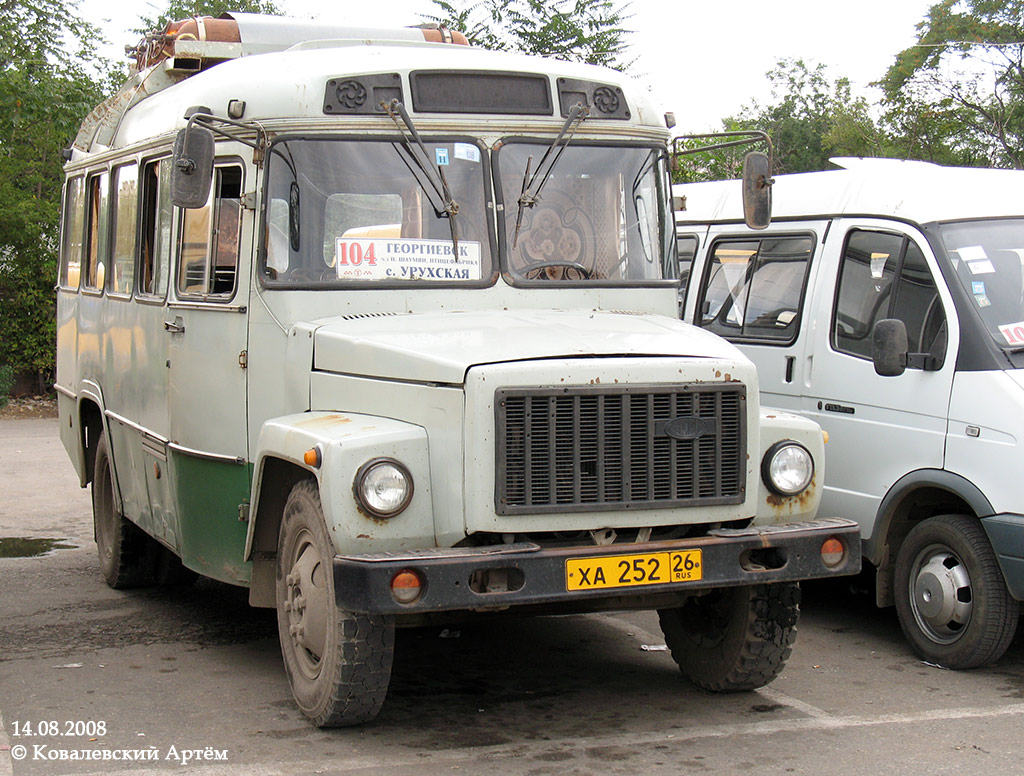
[56,13,859,726]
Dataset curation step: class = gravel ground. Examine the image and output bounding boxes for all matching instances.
[0,395,58,419]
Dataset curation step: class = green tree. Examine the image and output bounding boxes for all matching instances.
[0,0,112,389]
[881,0,1024,168]
[425,0,633,69]
[675,59,886,182]
[135,0,282,36]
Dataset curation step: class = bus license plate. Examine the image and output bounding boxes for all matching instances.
[566,550,703,591]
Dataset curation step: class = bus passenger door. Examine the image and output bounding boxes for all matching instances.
[165,163,253,585]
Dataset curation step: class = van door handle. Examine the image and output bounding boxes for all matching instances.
[163,316,185,334]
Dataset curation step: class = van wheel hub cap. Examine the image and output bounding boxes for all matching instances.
[910,545,973,644]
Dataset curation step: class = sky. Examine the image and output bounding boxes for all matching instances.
[80,0,937,131]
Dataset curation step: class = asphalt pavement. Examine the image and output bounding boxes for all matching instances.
[2,417,1024,775]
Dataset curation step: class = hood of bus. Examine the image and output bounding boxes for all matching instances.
[310,309,739,384]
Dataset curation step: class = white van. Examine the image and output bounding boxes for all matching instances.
[676,157,1024,669]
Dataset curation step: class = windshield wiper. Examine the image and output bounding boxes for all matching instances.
[382,99,461,259]
[512,101,589,248]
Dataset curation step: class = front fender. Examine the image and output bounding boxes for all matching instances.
[246,412,434,560]
[754,408,825,525]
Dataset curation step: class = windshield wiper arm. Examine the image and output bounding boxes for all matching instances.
[383,99,460,258]
[512,101,589,248]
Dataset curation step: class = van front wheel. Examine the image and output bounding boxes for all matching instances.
[895,514,1018,669]
[276,480,395,727]
[658,582,800,691]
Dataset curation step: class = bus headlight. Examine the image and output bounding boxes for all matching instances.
[761,442,814,496]
[354,458,414,518]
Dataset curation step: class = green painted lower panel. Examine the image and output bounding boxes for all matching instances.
[171,455,254,586]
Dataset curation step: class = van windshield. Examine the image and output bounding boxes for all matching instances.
[262,138,493,285]
[938,218,1024,349]
[496,142,676,284]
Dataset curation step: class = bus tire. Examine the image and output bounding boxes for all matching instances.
[894,514,1019,669]
[658,582,799,691]
[92,432,154,589]
[276,480,394,727]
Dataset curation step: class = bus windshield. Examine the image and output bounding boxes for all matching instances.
[262,138,494,285]
[497,142,676,284]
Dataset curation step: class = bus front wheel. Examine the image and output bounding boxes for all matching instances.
[275,480,395,727]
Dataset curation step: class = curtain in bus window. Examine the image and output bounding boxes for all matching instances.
[83,172,109,291]
[60,177,85,289]
[177,167,241,298]
[141,159,172,297]
[111,164,138,296]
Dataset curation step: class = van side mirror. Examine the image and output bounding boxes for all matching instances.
[873,319,908,376]
[742,151,773,230]
[171,126,215,209]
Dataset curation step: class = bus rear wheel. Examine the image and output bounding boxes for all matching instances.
[276,480,394,727]
[658,582,800,691]
[92,432,155,588]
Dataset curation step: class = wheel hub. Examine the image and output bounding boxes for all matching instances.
[910,545,973,644]
[285,536,330,678]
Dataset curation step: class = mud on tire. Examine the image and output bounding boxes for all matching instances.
[658,582,800,692]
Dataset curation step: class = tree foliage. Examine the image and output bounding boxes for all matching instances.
[0,0,111,387]
[881,0,1024,168]
[424,0,633,69]
[674,59,887,182]
[134,0,283,37]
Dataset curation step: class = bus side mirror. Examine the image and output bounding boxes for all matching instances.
[873,319,908,376]
[171,126,215,209]
[742,151,773,230]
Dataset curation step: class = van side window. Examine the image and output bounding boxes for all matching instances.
[110,163,138,297]
[83,172,109,292]
[59,177,85,289]
[697,235,813,343]
[139,158,172,298]
[177,166,242,299]
[833,229,946,367]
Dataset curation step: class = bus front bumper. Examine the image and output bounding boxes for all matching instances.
[331,517,861,615]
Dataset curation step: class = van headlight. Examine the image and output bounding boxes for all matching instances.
[761,442,814,496]
[354,458,413,518]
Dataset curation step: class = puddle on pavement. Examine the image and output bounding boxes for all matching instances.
[0,537,78,558]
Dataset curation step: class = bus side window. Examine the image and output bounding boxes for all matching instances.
[83,171,109,292]
[59,177,85,289]
[140,159,172,298]
[110,163,138,297]
[178,166,242,299]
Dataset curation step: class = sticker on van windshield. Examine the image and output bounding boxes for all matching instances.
[957,245,988,262]
[976,294,991,307]
[435,148,450,166]
[334,238,481,281]
[998,321,1024,345]
[973,281,986,295]
[968,259,995,274]
[454,143,481,163]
